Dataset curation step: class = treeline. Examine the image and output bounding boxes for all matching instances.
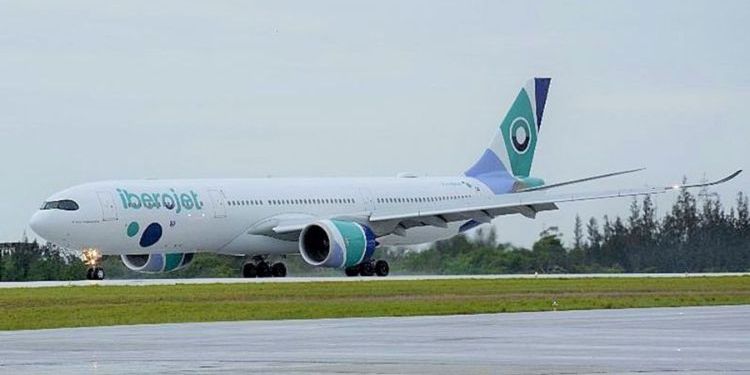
[388,189,750,274]
[0,241,86,281]
[1,189,748,281]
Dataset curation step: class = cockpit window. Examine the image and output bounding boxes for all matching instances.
[41,200,79,211]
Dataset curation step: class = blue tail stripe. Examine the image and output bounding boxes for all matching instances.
[534,78,551,129]
[464,149,517,194]
[465,148,508,177]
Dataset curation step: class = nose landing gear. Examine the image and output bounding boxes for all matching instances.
[86,267,105,280]
[83,248,105,280]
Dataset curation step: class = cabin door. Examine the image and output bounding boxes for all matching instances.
[208,189,227,219]
[358,188,375,212]
[97,191,118,222]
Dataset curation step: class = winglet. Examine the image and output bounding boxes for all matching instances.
[676,170,743,190]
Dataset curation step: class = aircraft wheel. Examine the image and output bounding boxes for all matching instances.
[375,260,390,277]
[359,261,375,277]
[256,261,272,278]
[344,266,359,277]
[271,262,287,277]
[86,266,105,280]
[242,263,257,278]
[94,267,105,280]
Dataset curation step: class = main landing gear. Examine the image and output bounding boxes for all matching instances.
[86,267,105,280]
[345,259,389,277]
[83,248,105,280]
[242,256,287,278]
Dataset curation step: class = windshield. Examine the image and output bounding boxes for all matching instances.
[41,200,80,211]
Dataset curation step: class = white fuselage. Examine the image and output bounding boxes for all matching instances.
[29,176,495,257]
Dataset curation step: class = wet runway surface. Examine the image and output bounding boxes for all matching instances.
[1,305,748,374]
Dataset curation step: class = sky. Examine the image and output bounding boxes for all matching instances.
[0,0,748,247]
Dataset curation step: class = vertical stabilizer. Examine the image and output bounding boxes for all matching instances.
[465,78,551,193]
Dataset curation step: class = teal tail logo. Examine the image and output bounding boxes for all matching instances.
[465,78,551,194]
[497,78,550,177]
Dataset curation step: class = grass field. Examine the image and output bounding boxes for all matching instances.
[1,276,749,331]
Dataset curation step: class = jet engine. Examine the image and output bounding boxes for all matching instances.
[299,220,377,268]
[121,253,195,273]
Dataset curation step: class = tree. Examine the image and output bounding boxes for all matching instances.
[573,214,584,251]
[532,228,567,273]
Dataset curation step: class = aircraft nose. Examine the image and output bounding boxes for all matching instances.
[29,211,52,240]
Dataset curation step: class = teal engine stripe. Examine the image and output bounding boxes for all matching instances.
[164,253,184,272]
[332,220,367,268]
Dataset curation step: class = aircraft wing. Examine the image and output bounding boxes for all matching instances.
[270,170,741,236]
[367,170,742,233]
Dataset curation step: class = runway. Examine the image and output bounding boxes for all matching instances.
[1,305,748,374]
[1,272,748,289]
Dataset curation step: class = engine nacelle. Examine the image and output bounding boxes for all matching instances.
[120,253,195,273]
[299,220,377,269]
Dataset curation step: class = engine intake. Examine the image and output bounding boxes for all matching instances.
[299,220,377,268]
[121,253,195,273]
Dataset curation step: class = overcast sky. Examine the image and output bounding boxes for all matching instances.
[1,0,748,246]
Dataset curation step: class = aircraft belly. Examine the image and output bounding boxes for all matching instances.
[218,234,298,256]
[378,223,461,246]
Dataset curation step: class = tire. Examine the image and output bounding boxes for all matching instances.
[375,260,390,277]
[344,266,359,277]
[242,263,257,278]
[256,262,271,278]
[94,267,105,280]
[86,268,94,280]
[271,262,287,277]
[359,261,375,277]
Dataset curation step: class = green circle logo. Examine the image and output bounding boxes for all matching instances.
[126,221,140,237]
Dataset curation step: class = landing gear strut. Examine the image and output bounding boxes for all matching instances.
[242,256,287,278]
[83,248,105,280]
[345,259,389,277]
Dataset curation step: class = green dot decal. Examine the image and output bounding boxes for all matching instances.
[126,222,140,237]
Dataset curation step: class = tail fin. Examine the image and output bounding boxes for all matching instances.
[465,77,551,193]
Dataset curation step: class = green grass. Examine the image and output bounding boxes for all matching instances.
[1,276,749,331]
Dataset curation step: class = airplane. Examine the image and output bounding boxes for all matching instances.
[28,78,741,280]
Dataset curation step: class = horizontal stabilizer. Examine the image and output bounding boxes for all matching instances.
[517,168,645,192]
